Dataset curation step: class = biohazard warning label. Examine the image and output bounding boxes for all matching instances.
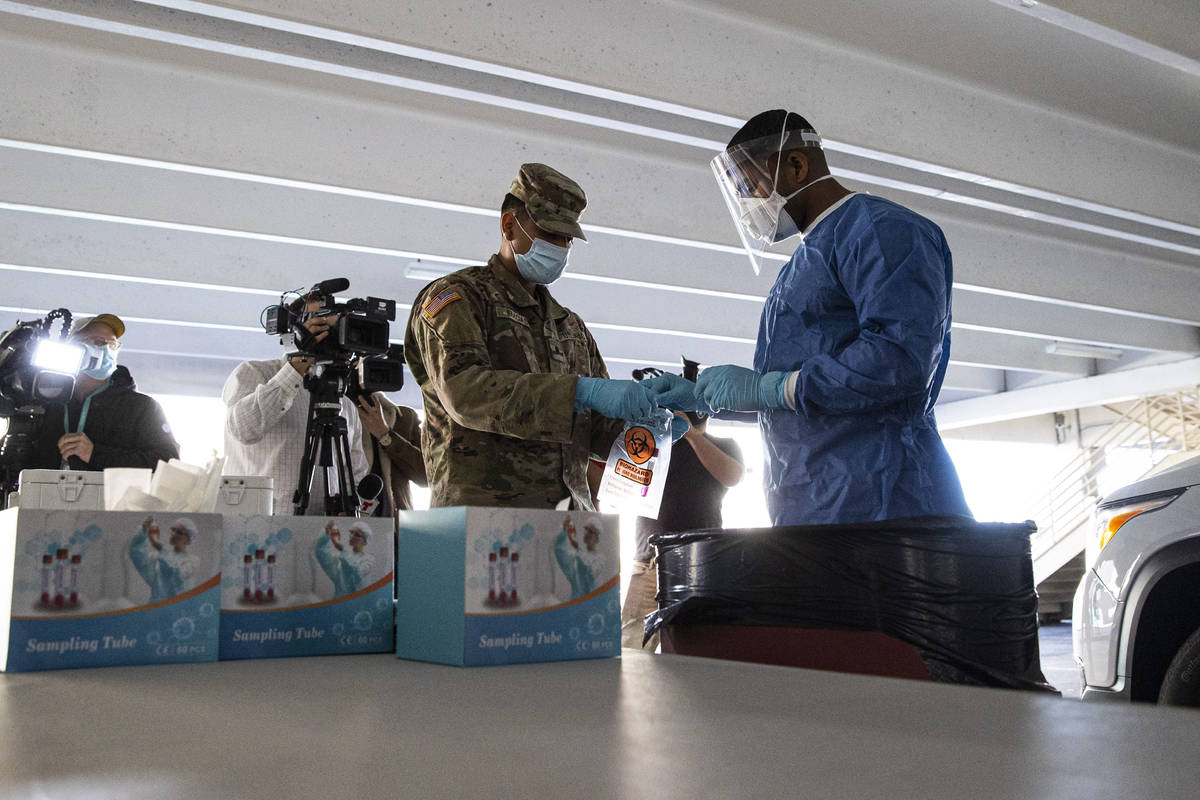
[624,426,656,465]
[614,459,653,486]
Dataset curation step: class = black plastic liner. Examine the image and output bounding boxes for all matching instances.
[647,517,1057,692]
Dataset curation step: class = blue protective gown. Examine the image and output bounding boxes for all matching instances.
[129,530,196,602]
[754,193,972,526]
[553,529,597,599]
[314,536,374,597]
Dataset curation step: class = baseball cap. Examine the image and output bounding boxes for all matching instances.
[508,163,588,242]
[69,313,126,339]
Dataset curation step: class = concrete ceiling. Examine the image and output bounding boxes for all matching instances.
[1,0,1198,426]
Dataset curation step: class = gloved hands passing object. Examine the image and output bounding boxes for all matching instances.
[695,366,791,412]
[575,377,657,421]
[670,414,690,443]
[640,372,713,414]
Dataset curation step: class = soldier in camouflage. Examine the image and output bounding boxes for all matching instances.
[405,163,657,509]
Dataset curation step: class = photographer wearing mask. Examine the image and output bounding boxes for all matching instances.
[26,313,179,471]
[223,295,368,515]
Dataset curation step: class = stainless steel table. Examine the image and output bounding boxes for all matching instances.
[2,652,1196,798]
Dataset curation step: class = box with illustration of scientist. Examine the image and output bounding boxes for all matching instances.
[0,508,221,672]
[218,515,394,659]
[395,507,620,666]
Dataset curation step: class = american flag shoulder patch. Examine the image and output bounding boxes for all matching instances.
[423,288,462,319]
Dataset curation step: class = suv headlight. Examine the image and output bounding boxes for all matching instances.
[1094,489,1185,555]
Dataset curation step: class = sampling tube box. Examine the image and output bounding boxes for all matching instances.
[0,508,221,672]
[396,507,621,666]
[218,515,394,659]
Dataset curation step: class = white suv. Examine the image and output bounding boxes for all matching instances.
[1073,453,1200,705]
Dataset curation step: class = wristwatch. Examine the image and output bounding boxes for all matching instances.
[378,432,393,448]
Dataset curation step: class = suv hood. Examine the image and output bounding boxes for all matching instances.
[1102,453,1200,506]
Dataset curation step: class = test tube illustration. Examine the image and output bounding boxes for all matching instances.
[509,552,519,605]
[40,554,52,606]
[266,554,276,601]
[253,549,265,603]
[488,552,498,604]
[68,554,81,606]
[53,548,68,609]
[243,554,253,600]
[498,547,510,606]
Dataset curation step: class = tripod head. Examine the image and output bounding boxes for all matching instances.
[291,349,405,516]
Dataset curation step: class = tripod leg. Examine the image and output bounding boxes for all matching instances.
[320,416,357,516]
[334,421,358,516]
[293,393,323,515]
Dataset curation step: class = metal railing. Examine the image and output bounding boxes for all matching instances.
[1029,389,1200,581]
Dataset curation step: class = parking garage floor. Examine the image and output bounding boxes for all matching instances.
[1039,622,1080,699]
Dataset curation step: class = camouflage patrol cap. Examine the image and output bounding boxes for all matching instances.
[508,163,588,242]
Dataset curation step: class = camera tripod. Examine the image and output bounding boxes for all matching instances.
[293,361,359,516]
[0,405,45,511]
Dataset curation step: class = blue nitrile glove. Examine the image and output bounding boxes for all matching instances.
[574,377,656,421]
[695,366,790,412]
[669,414,690,443]
[641,372,713,414]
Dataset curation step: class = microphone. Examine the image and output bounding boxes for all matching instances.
[311,277,350,295]
[357,473,385,515]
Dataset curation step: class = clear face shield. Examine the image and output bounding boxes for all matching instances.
[710,125,823,274]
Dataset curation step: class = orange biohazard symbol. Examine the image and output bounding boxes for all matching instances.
[624,426,656,465]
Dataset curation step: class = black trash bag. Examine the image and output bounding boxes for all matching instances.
[646,516,1057,692]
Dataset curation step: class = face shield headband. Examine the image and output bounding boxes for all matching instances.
[710,123,823,274]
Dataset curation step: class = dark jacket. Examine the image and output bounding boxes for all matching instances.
[28,366,180,471]
[362,396,427,515]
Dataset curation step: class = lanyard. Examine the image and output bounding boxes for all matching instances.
[64,379,113,434]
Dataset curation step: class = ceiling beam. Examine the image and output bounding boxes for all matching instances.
[937,356,1200,429]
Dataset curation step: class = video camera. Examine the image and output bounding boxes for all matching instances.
[263,277,405,397]
[262,279,406,515]
[0,308,86,502]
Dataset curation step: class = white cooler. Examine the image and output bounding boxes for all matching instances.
[215,476,274,516]
[15,469,105,511]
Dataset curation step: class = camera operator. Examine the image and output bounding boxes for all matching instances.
[24,313,180,471]
[222,295,368,515]
[355,391,426,515]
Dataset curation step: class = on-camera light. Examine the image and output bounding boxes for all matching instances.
[32,339,86,374]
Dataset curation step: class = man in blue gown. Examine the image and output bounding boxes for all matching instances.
[650,109,971,526]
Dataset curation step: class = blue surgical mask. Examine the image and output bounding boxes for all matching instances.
[80,342,118,380]
[513,219,570,284]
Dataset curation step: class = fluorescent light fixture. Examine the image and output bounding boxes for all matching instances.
[405,260,457,281]
[0,261,279,297]
[1045,341,1123,360]
[32,339,86,373]
[989,0,1200,79]
[4,0,1197,249]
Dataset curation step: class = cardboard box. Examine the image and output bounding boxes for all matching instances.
[218,515,394,659]
[396,507,621,666]
[0,508,221,671]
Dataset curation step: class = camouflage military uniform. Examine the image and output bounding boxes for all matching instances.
[405,254,623,509]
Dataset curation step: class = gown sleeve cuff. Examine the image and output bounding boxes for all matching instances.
[781,370,800,411]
